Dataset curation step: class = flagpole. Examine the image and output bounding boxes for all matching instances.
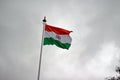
[37,16,47,80]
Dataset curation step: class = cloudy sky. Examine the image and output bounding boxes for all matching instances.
[0,0,120,80]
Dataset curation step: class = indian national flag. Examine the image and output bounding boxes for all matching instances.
[44,24,72,49]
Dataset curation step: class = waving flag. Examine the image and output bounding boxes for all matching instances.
[44,24,72,49]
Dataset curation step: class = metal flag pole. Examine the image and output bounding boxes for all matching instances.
[37,16,47,80]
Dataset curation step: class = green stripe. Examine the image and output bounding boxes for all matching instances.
[44,38,71,49]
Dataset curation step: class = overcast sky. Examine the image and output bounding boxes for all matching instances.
[0,0,120,80]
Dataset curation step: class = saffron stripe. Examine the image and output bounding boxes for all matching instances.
[45,24,72,35]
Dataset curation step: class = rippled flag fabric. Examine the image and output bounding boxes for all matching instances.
[44,24,72,49]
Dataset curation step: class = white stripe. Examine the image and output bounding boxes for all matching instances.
[44,31,72,44]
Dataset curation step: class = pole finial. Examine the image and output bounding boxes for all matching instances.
[42,16,47,22]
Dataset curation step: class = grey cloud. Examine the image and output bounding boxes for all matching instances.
[0,0,120,80]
